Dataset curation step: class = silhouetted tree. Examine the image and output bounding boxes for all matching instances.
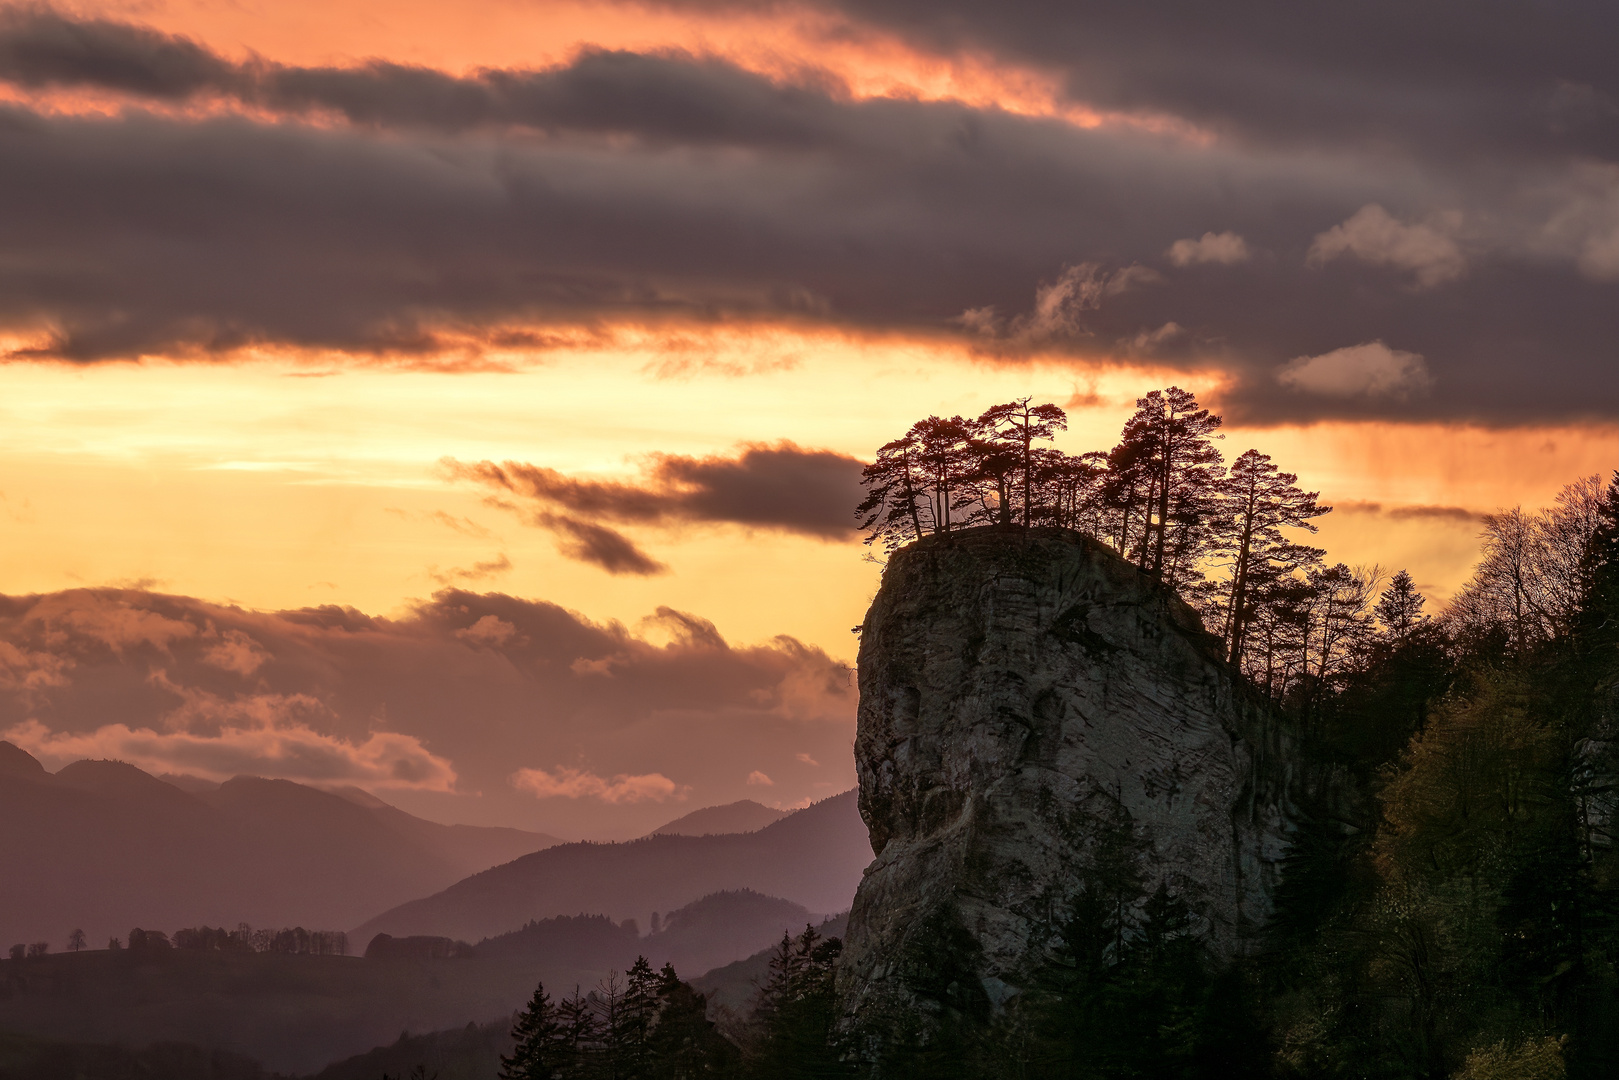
[558,984,600,1073]
[857,433,929,551]
[1374,569,1428,641]
[648,962,738,1078]
[1212,448,1330,667]
[974,398,1068,528]
[66,929,85,952]
[913,416,973,535]
[746,925,848,1079]
[501,981,566,1080]
[128,928,171,952]
[616,956,661,1077]
[1113,388,1224,581]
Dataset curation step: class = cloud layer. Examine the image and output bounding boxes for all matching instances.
[0,6,1608,421]
[447,442,864,573]
[0,587,855,836]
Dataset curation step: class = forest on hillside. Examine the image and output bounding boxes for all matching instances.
[842,390,1619,1080]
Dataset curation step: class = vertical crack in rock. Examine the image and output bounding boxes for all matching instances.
[837,527,1302,1050]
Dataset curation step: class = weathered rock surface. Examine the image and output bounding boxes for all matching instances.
[837,527,1301,1037]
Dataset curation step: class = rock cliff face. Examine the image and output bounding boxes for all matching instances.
[837,527,1300,1040]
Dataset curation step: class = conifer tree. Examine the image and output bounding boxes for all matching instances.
[616,956,661,1078]
[1374,569,1428,641]
[1213,448,1330,666]
[856,433,928,551]
[557,985,599,1075]
[974,398,1068,528]
[912,416,973,534]
[1108,388,1224,582]
[747,926,848,1079]
[501,981,565,1080]
[648,962,737,1078]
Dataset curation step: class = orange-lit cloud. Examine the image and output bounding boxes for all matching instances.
[37,0,1186,135]
[512,765,688,803]
[0,583,856,836]
[4,716,459,790]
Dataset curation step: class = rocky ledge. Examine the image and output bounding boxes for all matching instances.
[836,527,1303,1045]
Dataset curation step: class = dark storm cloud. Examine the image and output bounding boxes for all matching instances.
[0,7,1616,423]
[446,443,864,571]
[0,5,240,98]
[0,587,855,836]
[658,0,1619,161]
[0,6,852,146]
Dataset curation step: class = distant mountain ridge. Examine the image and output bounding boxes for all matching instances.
[474,889,814,977]
[0,742,559,944]
[646,799,789,837]
[354,790,868,944]
[0,890,839,1074]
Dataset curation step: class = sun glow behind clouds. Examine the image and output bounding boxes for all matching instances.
[0,329,1608,655]
[63,0,1202,137]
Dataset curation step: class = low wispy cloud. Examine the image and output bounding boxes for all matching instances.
[4,716,458,791]
[1335,500,1481,522]
[1308,205,1466,287]
[1277,341,1433,399]
[428,552,515,585]
[512,765,687,804]
[444,442,863,574]
[1167,231,1250,266]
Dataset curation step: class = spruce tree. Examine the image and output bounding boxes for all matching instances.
[501,981,565,1080]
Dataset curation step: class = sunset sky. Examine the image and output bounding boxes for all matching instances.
[0,0,1613,838]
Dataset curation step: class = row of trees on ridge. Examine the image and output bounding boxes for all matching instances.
[858,388,1394,713]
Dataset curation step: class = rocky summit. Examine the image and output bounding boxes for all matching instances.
[837,527,1303,1045]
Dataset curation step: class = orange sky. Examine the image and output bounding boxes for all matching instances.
[0,0,1611,831]
[0,336,1609,662]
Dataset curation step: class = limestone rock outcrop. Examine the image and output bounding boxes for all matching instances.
[837,527,1301,1038]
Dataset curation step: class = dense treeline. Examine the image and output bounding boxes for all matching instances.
[496,926,843,1079]
[857,390,1619,1078]
[6,923,350,959]
[128,924,348,955]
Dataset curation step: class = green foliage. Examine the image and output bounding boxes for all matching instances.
[1454,1036,1566,1080]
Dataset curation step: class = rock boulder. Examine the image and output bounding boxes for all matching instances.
[837,527,1300,1042]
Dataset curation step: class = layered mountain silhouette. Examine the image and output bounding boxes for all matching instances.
[0,890,838,1073]
[0,742,558,944]
[354,790,868,943]
[646,799,789,837]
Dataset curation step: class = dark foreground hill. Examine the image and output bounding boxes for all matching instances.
[0,743,557,945]
[0,1031,275,1080]
[354,790,868,943]
[0,890,826,1074]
